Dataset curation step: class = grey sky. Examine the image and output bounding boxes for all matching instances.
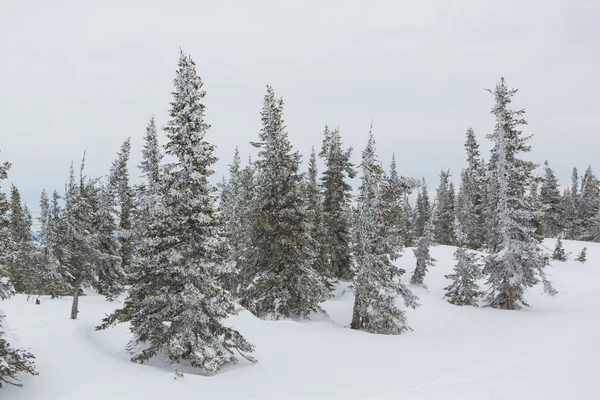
[1,0,599,224]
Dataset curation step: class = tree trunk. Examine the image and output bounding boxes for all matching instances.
[70,287,80,319]
[350,295,361,330]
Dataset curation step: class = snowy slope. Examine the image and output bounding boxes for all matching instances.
[2,239,599,400]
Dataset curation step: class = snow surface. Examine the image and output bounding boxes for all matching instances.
[3,239,599,399]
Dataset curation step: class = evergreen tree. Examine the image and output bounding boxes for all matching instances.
[305,147,329,277]
[444,220,482,306]
[109,137,134,275]
[351,129,418,334]
[45,190,73,295]
[39,189,50,245]
[402,195,415,247]
[0,152,37,387]
[220,148,256,294]
[139,116,162,194]
[528,179,545,239]
[540,161,563,237]
[6,185,35,294]
[414,179,431,238]
[381,154,417,254]
[91,183,123,300]
[580,166,599,241]
[135,116,163,241]
[381,155,405,258]
[411,207,436,287]
[552,237,567,262]
[433,170,456,245]
[563,168,584,240]
[575,247,587,263]
[231,156,256,294]
[99,51,255,372]
[64,157,102,319]
[319,125,356,280]
[482,78,556,310]
[242,86,328,319]
[455,128,486,249]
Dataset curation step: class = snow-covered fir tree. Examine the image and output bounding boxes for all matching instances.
[98,50,255,372]
[456,128,486,250]
[575,247,587,263]
[444,220,482,306]
[411,205,436,287]
[580,166,599,241]
[552,237,567,261]
[90,183,123,300]
[414,178,431,238]
[563,168,584,240]
[242,86,328,319]
[220,148,256,294]
[64,158,103,319]
[319,125,356,280]
[0,152,37,387]
[433,169,455,245]
[6,185,35,294]
[540,161,563,238]
[108,137,134,275]
[402,195,415,247]
[351,129,418,334]
[305,147,329,278]
[135,116,163,241]
[381,154,417,255]
[483,78,556,310]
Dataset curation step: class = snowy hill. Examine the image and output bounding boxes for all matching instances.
[3,239,598,400]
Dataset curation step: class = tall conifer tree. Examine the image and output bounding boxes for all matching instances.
[99,51,254,371]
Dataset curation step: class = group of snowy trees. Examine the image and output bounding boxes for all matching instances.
[0,50,595,386]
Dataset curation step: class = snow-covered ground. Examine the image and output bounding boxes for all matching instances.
[3,239,599,400]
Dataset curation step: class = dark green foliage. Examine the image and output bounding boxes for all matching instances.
[575,247,587,263]
[552,238,567,262]
[319,125,356,280]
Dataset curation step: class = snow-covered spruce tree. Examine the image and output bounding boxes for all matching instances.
[444,220,482,306]
[433,170,456,245]
[483,78,557,310]
[350,129,418,334]
[305,147,329,278]
[456,128,486,250]
[414,178,431,238]
[108,137,134,276]
[402,195,415,247]
[134,116,163,241]
[0,152,37,388]
[319,125,356,279]
[98,51,255,372]
[228,156,256,295]
[220,148,256,294]
[540,161,563,238]
[552,237,567,262]
[580,166,600,241]
[43,190,74,297]
[575,247,587,263]
[411,205,436,287]
[528,179,545,239]
[64,157,102,319]
[90,183,123,300]
[241,86,328,319]
[39,189,50,244]
[563,168,584,240]
[381,154,417,256]
[6,185,35,294]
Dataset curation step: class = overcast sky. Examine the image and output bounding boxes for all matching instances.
[1,0,599,224]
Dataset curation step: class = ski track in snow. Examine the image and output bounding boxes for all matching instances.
[2,239,600,399]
